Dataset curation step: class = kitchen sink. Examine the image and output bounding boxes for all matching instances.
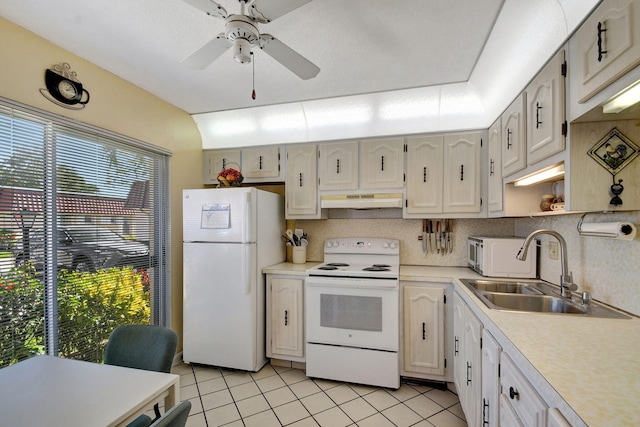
[459,278,631,319]
[462,279,543,295]
[481,293,587,314]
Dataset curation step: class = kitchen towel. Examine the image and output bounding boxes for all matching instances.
[578,221,637,240]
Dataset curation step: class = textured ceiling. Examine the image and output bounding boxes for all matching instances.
[0,0,505,114]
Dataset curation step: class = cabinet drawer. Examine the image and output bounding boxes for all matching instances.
[500,354,547,427]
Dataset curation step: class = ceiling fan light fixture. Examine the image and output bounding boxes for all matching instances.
[233,39,253,64]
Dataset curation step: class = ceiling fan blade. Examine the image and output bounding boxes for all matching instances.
[181,0,227,18]
[182,34,231,69]
[249,0,313,23]
[259,35,320,80]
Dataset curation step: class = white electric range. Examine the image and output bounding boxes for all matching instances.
[305,238,400,389]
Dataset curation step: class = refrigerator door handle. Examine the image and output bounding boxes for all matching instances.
[244,191,252,242]
[243,244,251,294]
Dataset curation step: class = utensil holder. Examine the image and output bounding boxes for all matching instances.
[292,246,306,264]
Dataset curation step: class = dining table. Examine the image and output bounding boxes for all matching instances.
[0,354,180,427]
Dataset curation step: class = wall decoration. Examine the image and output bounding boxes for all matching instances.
[587,128,639,206]
[40,63,90,109]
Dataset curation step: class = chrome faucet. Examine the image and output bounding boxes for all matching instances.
[516,229,577,299]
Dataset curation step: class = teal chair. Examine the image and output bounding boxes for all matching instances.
[128,400,192,427]
[104,324,179,422]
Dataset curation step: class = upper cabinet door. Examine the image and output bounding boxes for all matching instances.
[575,0,640,103]
[487,118,503,213]
[360,137,405,189]
[526,50,566,166]
[243,146,281,180]
[443,132,482,213]
[286,144,318,218]
[203,149,242,184]
[501,94,527,176]
[405,135,444,214]
[318,141,359,191]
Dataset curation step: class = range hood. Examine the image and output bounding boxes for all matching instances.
[321,193,403,209]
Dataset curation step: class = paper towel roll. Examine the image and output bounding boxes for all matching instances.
[578,222,637,240]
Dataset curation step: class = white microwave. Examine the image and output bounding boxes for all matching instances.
[467,236,538,278]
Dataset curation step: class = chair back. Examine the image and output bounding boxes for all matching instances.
[150,400,191,427]
[104,324,178,373]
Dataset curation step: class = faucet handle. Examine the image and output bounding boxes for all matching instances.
[582,291,592,307]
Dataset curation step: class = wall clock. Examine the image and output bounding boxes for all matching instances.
[40,63,90,110]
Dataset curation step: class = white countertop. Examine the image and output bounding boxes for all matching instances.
[263,262,640,426]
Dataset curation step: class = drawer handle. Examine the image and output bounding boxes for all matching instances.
[597,21,607,62]
[509,386,520,400]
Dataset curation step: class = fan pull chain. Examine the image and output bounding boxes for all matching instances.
[251,52,256,100]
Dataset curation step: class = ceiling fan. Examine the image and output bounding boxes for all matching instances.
[181,0,320,80]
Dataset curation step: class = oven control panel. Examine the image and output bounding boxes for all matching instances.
[324,238,399,254]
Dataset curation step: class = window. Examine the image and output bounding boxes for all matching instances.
[0,98,171,367]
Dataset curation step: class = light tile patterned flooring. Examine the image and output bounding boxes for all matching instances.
[171,362,468,427]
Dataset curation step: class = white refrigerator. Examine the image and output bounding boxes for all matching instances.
[182,187,285,371]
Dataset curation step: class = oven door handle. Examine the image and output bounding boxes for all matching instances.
[305,280,398,290]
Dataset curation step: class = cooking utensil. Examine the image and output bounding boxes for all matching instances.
[422,220,427,255]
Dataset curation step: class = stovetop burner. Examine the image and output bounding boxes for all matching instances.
[327,263,349,267]
[318,266,338,270]
[372,264,390,268]
[363,266,391,272]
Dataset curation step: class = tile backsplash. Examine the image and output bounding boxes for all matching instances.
[296,211,639,316]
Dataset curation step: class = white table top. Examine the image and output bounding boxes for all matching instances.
[0,355,180,427]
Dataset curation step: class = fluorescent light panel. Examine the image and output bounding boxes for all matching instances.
[603,79,640,113]
[513,164,564,186]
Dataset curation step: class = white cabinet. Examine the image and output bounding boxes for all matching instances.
[266,275,304,360]
[500,353,548,427]
[360,137,405,189]
[574,0,640,103]
[501,94,527,176]
[286,144,320,218]
[405,135,443,215]
[203,149,242,184]
[443,132,482,213]
[481,330,501,427]
[318,141,358,191]
[405,132,482,216]
[319,138,404,191]
[242,146,283,181]
[487,119,503,214]
[453,293,482,427]
[525,50,566,166]
[403,285,446,376]
[204,147,284,184]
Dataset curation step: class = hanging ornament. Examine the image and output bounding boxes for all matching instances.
[587,127,639,206]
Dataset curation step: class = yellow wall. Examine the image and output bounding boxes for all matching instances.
[0,17,203,346]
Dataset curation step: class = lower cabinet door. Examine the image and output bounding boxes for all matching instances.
[270,277,304,358]
[500,394,525,427]
[403,285,445,375]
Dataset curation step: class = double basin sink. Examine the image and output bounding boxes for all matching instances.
[459,278,630,319]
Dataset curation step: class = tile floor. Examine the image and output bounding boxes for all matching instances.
[169,361,468,427]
